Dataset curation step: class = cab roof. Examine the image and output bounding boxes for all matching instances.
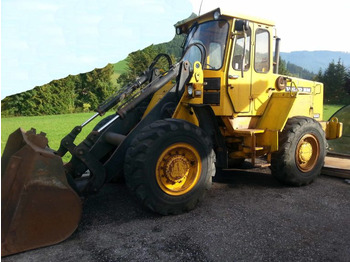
[175,8,275,34]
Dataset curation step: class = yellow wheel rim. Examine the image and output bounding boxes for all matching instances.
[295,134,320,172]
[156,143,202,196]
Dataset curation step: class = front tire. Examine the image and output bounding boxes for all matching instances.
[271,117,326,186]
[124,119,215,215]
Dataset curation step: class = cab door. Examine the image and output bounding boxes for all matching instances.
[227,24,252,113]
[250,25,274,115]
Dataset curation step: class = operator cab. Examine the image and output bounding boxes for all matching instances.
[175,8,278,116]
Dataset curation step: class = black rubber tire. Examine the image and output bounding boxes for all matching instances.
[271,117,326,186]
[124,119,215,215]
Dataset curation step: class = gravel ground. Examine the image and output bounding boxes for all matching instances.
[3,165,350,262]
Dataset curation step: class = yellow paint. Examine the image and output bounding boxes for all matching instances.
[168,8,341,164]
[320,117,343,139]
[298,142,313,163]
[172,99,199,126]
[187,62,204,104]
[143,81,174,117]
[156,143,202,196]
[172,62,205,125]
[295,134,319,172]
[257,92,296,131]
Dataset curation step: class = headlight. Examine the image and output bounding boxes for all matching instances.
[213,10,221,20]
[187,85,193,96]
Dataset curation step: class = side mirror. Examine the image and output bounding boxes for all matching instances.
[234,20,249,32]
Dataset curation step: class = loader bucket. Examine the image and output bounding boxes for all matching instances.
[1,128,82,256]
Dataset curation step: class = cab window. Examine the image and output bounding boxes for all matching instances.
[254,29,270,73]
[232,27,251,71]
[183,20,229,70]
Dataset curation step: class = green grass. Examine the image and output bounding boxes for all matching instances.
[1,112,114,162]
[323,104,345,120]
[111,72,121,85]
[111,59,127,86]
[113,59,127,75]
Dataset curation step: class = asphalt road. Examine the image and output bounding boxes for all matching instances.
[3,165,350,262]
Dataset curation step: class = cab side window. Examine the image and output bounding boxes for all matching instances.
[254,29,270,73]
[232,28,251,71]
[208,42,222,69]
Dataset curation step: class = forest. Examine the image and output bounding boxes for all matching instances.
[1,63,117,116]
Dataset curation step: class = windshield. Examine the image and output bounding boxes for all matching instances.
[182,20,229,70]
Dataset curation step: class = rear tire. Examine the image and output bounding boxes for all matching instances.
[271,117,326,186]
[124,119,215,215]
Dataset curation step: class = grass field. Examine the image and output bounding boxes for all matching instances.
[323,104,345,120]
[1,112,114,162]
[1,104,346,162]
[113,59,127,75]
[111,59,127,86]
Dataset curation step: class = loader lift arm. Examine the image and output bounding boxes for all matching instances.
[56,56,191,194]
[56,53,173,157]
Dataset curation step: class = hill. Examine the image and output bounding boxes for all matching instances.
[280,51,350,73]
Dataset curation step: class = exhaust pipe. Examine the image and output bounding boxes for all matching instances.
[274,37,281,74]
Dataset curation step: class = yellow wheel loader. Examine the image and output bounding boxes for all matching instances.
[1,8,343,256]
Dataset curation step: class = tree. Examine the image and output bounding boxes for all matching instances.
[77,63,117,110]
[315,59,350,104]
[286,62,315,80]
[117,45,174,87]
[1,63,116,116]
[345,68,350,95]
[278,58,290,76]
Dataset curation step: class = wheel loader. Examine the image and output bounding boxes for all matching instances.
[1,8,343,256]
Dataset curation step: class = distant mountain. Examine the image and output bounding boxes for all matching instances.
[280,51,350,73]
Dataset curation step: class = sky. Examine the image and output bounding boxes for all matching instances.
[2,0,350,99]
